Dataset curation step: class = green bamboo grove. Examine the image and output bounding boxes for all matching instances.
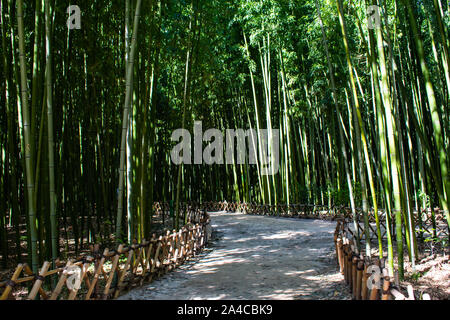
[0,0,449,280]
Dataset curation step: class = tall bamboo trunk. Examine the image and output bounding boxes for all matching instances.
[17,0,39,273]
[337,0,377,256]
[116,0,143,242]
[44,0,58,266]
[315,0,360,251]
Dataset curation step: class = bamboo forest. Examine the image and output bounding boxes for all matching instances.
[0,0,449,301]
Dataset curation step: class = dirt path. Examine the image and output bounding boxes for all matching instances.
[118,212,351,300]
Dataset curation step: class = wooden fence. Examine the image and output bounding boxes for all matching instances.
[0,209,210,300]
[334,220,434,300]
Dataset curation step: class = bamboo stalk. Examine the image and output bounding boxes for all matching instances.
[49,261,72,300]
[17,0,39,274]
[85,249,109,300]
[355,260,363,300]
[44,0,58,270]
[102,245,123,299]
[116,0,143,242]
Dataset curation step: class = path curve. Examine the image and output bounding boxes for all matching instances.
[119,212,351,300]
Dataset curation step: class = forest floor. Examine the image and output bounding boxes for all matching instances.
[118,212,351,300]
[402,253,449,300]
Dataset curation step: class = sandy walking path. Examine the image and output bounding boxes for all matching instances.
[118,212,350,300]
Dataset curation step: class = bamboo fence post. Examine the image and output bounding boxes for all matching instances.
[151,237,163,274]
[160,235,169,276]
[181,228,187,262]
[180,228,187,263]
[337,239,344,274]
[190,226,196,256]
[23,264,50,299]
[165,233,172,273]
[186,228,191,257]
[85,248,109,300]
[172,232,179,267]
[195,224,199,252]
[334,228,339,266]
[83,270,92,288]
[166,232,174,269]
[130,243,140,275]
[355,259,364,300]
[102,244,123,300]
[369,285,379,300]
[175,229,183,264]
[0,264,23,300]
[351,256,357,297]
[187,227,194,258]
[147,234,158,278]
[180,229,185,260]
[28,261,51,300]
[113,246,134,299]
[91,244,100,295]
[168,232,175,270]
[198,225,203,249]
[138,242,149,277]
[369,259,381,300]
[68,262,89,300]
[343,244,348,283]
[193,224,199,253]
[162,231,171,273]
[177,230,183,265]
[381,276,391,300]
[132,242,144,277]
[49,261,72,300]
[361,259,369,300]
[142,235,156,281]
[200,223,206,248]
[346,246,352,287]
